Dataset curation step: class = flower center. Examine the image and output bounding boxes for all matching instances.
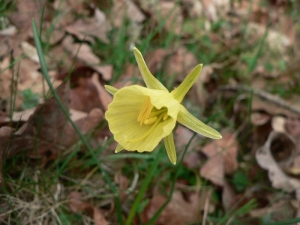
[137,96,169,126]
[128,96,170,143]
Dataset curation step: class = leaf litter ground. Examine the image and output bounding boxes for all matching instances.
[1,0,300,224]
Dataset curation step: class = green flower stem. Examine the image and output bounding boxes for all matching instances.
[145,132,196,225]
[125,149,162,225]
[32,20,124,225]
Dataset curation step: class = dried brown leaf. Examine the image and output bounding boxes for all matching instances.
[222,181,236,212]
[201,154,224,186]
[1,83,103,172]
[251,112,271,126]
[200,132,238,186]
[22,83,70,143]
[192,65,214,108]
[250,200,295,221]
[21,42,40,63]
[65,8,110,43]
[63,35,115,77]
[68,191,86,212]
[0,39,11,60]
[153,2,183,34]
[145,48,171,75]
[113,64,142,88]
[93,207,109,225]
[142,191,212,225]
[202,0,230,21]
[68,191,109,225]
[62,36,100,67]
[110,0,145,27]
[165,47,198,82]
[286,118,300,140]
[114,170,129,201]
[70,76,105,112]
[8,0,48,37]
[62,108,103,147]
[90,73,112,110]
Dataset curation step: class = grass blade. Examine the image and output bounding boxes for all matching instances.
[32,19,124,225]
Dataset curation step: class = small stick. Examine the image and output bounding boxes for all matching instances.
[219,85,300,115]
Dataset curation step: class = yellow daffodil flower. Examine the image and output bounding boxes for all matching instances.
[105,47,222,164]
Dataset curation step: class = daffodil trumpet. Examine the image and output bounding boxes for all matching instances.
[105,47,222,164]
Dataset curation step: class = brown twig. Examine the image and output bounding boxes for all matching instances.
[219,85,300,116]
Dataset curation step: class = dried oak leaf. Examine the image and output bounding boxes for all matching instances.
[256,131,300,199]
[200,132,239,186]
[68,191,108,225]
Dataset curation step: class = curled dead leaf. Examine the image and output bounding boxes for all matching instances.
[255,131,300,198]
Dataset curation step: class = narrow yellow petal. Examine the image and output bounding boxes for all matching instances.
[164,133,177,165]
[115,144,124,153]
[177,105,222,139]
[133,47,168,91]
[171,64,202,103]
[105,85,118,95]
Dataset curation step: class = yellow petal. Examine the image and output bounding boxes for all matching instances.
[177,105,222,139]
[105,85,118,95]
[133,47,168,91]
[171,64,202,103]
[115,144,124,153]
[164,133,177,165]
[105,85,180,152]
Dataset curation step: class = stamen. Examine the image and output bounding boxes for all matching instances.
[144,117,157,125]
[128,113,165,143]
[149,108,167,118]
[163,113,169,121]
[137,96,153,125]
